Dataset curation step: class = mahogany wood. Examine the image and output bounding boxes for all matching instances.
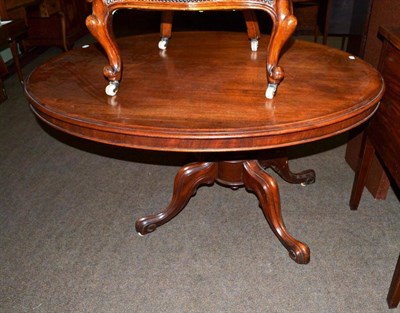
[242,9,260,41]
[25,32,383,264]
[135,158,313,263]
[259,157,315,185]
[1,0,90,51]
[349,26,400,309]
[345,131,390,200]
[160,9,260,44]
[349,26,400,207]
[0,19,27,83]
[85,0,297,95]
[242,160,310,263]
[388,254,400,309]
[345,1,400,200]
[134,156,313,263]
[25,32,383,152]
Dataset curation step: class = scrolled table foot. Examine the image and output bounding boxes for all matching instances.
[135,162,217,236]
[287,244,310,264]
[135,216,162,235]
[259,157,315,186]
[299,171,316,186]
[243,160,310,264]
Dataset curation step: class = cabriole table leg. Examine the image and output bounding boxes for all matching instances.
[135,162,217,235]
[259,157,316,186]
[242,160,310,264]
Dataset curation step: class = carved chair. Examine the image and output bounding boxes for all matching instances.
[158,0,321,52]
[86,0,297,99]
[158,10,261,52]
[158,0,322,60]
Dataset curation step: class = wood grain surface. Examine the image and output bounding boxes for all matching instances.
[25,31,384,152]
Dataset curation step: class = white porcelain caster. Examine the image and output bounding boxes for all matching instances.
[158,38,168,50]
[250,39,258,52]
[105,81,119,97]
[265,84,277,99]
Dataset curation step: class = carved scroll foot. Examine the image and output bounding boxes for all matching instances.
[135,162,217,235]
[243,160,310,264]
[259,158,316,186]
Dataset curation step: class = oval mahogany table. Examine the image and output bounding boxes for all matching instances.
[25,32,384,264]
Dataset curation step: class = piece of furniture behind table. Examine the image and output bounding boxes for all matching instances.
[317,0,373,53]
[388,255,400,309]
[349,26,400,309]
[24,0,90,50]
[0,19,28,84]
[292,0,322,41]
[345,1,400,200]
[0,0,26,103]
[2,0,90,51]
[0,0,30,86]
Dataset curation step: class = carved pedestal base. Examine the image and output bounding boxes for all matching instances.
[135,158,315,264]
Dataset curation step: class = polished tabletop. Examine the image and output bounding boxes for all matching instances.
[25,31,384,152]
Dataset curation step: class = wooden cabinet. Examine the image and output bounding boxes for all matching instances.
[317,0,373,53]
[25,0,90,50]
[349,26,400,309]
[345,0,400,199]
[368,26,400,188]
[292,1,320,37]
[1,0,90,50]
